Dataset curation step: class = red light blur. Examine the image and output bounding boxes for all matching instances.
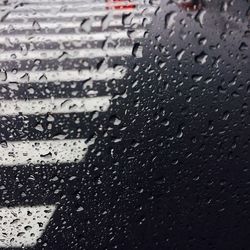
[106,0,136,10]
[178,1,202,11]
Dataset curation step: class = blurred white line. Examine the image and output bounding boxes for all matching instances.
[0,1,145,11]
[0,47,133,61]
[0,139,88,166]
[0,30,145,43]
[0,16,149,30]
[6,8,155,19]
[0,205,56,248]
[1,67,127,84]
[0,96,111,116]
[2,0,149,4]
[2,0,93,2]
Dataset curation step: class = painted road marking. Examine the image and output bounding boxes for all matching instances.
[0,47,133,61]
[0,205,56,248]
[0,1,141,8]
[0,16,150,30]
[1,0,95,2]
[0,96,111,116]
[0,67,127,84]
[0,1,147,11]
[0,139,88,166]
[0,0,145,5]
[0,30,146,43]
[5,8,155,19]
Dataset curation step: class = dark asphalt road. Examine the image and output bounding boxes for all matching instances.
[0,0,249,249]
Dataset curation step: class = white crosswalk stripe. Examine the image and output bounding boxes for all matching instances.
[1,67,127,84]
[0,30,146,43]
[0,139,88,166]
[0,2,150,11]
[0,205,56,248]
[0,96,111,116]
[0,16,150,30]
[5,8,155,19]
[0,47,133,61]
[0,1,142,9]
[1,0,149,5]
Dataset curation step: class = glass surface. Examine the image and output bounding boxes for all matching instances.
[0,0,249,249]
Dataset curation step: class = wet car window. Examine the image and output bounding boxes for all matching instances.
[0,0,249,249]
